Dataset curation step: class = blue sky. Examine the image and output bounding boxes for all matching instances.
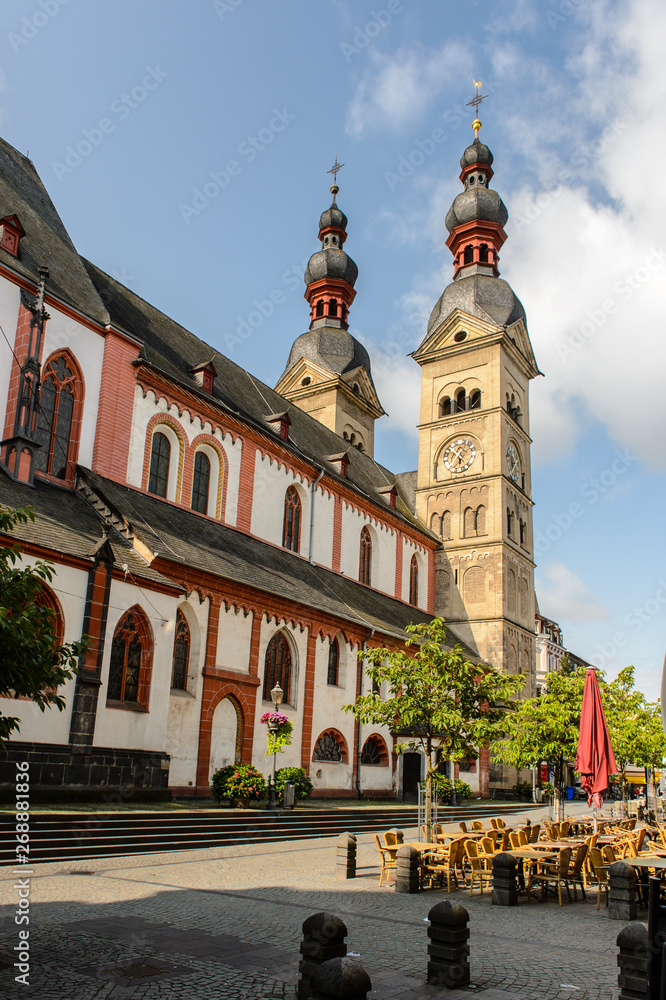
[1,0,664,697]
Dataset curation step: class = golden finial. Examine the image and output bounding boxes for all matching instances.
[466,79,488,139]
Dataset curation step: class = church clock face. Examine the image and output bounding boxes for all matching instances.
[506,444,521,483]
[443,438,476,474]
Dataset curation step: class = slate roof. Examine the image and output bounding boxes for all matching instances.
[0,466,178,592]
[0,138,109,326]
[82,259,427,532]
[78,467,475,654]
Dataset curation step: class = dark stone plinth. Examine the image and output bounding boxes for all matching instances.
[336,833,357,880]
[298,912,348,1000]
[427,899,470,988]
[311,957,371,1000]
[616,921,648,999]
[492,851,518,906]
[395,844,420,894]
[609,861,638,921]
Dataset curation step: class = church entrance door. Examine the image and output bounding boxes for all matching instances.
[402,752,422,802]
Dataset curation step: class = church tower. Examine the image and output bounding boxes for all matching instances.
[412,114,540,728]
[275,176,384,458]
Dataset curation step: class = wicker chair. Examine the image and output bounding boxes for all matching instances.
[528,848,573,906]
[588,847,610,909]
[459,821,468,833]
[464,840,493,895]
[530,824,541,844]
[424,836,466,893]
[374,834,398,886]
[567,844,588,900]
[471,820,484,831]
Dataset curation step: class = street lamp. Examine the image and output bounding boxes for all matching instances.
[267,683,283,810]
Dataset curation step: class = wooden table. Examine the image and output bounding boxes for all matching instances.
[509,848,557,862]
[628,856,666,870]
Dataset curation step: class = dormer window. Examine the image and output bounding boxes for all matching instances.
[265,411,291,441]
[191,360,217,393]
[327,452,349,478]
[0,215,25,257]
[377,485,397,508]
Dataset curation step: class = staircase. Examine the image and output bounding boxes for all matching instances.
[0,802,530,866]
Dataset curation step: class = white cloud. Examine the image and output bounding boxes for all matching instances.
[536,562,607,624]
[345,41,472,139]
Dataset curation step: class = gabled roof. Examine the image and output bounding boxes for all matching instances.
[0,138,109,325]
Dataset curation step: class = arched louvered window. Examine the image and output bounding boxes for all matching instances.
[282,486,301,552]
[263,632,292,703]
[359,526,372,585]
[148,432,170,498]
[409,554,419,606]
[191,451,210,514]
[33,353,81,480]
[171,610,190,690]
[108,607,152,706]
[327,638,339,686]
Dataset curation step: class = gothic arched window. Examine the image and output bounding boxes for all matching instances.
[171,610,190,690]
[107,607,152,707]
[359,526,372,585]
[191,450,210,514]
[313,729,348,763]
[148,432,170,498]
[409,554,419,606]
[33,353,82,481]
[263,632,292,703]
[327,638,339,686]
[360,734,389,766]
[282,486,301,552]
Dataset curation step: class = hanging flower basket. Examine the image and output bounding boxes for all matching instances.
[260,711,293,755]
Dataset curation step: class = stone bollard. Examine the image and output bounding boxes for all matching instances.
[616,921,648,1000]
[609,861,638,921]
[395,844,421,893]
[426,899,471,988]
[492,852,518,906]
[336,833,357,880]
[311,957,372,1000]
[298,912,348,1000]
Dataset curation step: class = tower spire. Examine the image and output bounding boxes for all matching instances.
[465,79,488,140]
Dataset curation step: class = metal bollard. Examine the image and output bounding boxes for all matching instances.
[394,844,420,894]
[335,833,357,880]
[311,956,372,1000]
[491,852,518,906]
[427,899,471,988]
[297,912,348,1000]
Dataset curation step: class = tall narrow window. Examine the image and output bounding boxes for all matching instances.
[33,354,79,480]
[441,510,452,540]
[191,451,210,514]
[359,526,372,585]
[171,610,190,690]
[456,388,467,412]
[263,632,292,703]
[282,486,301,552]
[479,243,489,262]
[475,504,486,535]
[507,508,514,536]
[148,432,170,498]
[463,244,474,264]
[316,299,325,317]
[409,554,419,606]
[108,607,151,706]
[464,507,476,537]
[470,389,481,409]
[328,299,338,317]
[327,638,339,686]
[440,396,452,417]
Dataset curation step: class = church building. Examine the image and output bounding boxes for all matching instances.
[0,112,538,800]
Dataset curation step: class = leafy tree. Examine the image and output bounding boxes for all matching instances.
[602,666,666,808]
[493,666,588,809]
[343,618,525,833]
[0,505,86,743]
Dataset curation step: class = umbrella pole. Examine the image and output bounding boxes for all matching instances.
[593,803,598,835]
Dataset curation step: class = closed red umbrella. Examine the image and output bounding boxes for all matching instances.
[575,669,617,822]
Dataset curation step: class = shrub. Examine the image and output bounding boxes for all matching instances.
[513,780,533,802]
[275,767,313,801]
[429,774,473,802]
[211,764,266,802]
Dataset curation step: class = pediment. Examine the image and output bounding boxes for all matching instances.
[276,357,385,416]
[411,309,499,363]
[274,357,334,397]
[339,365,384,415]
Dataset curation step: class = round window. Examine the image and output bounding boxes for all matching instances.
[454,331,467,343]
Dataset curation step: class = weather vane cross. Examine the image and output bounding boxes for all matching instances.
[466,79,488,139]
[327,154,345,187]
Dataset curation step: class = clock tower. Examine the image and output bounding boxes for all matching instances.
[412,120,541,790]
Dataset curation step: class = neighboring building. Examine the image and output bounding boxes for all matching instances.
[535,609,565,696]
[0,118,539,799]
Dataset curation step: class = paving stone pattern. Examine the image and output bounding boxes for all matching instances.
[0,807,622,999]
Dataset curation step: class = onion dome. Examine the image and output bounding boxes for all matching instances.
[427,274,526,335]
[445,187,508,233]
[304,247,358,287]
[460,140,493,170]
[319,202,348,232]
[303,184,358,330]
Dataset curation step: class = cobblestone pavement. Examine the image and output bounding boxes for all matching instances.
[0,805,627,999]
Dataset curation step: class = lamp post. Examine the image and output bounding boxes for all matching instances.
[267,682,283,810]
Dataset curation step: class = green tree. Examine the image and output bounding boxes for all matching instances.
[343,618,525,835]
[602,666,666,808]
[493,666,588,812]
[0,505,86,743]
